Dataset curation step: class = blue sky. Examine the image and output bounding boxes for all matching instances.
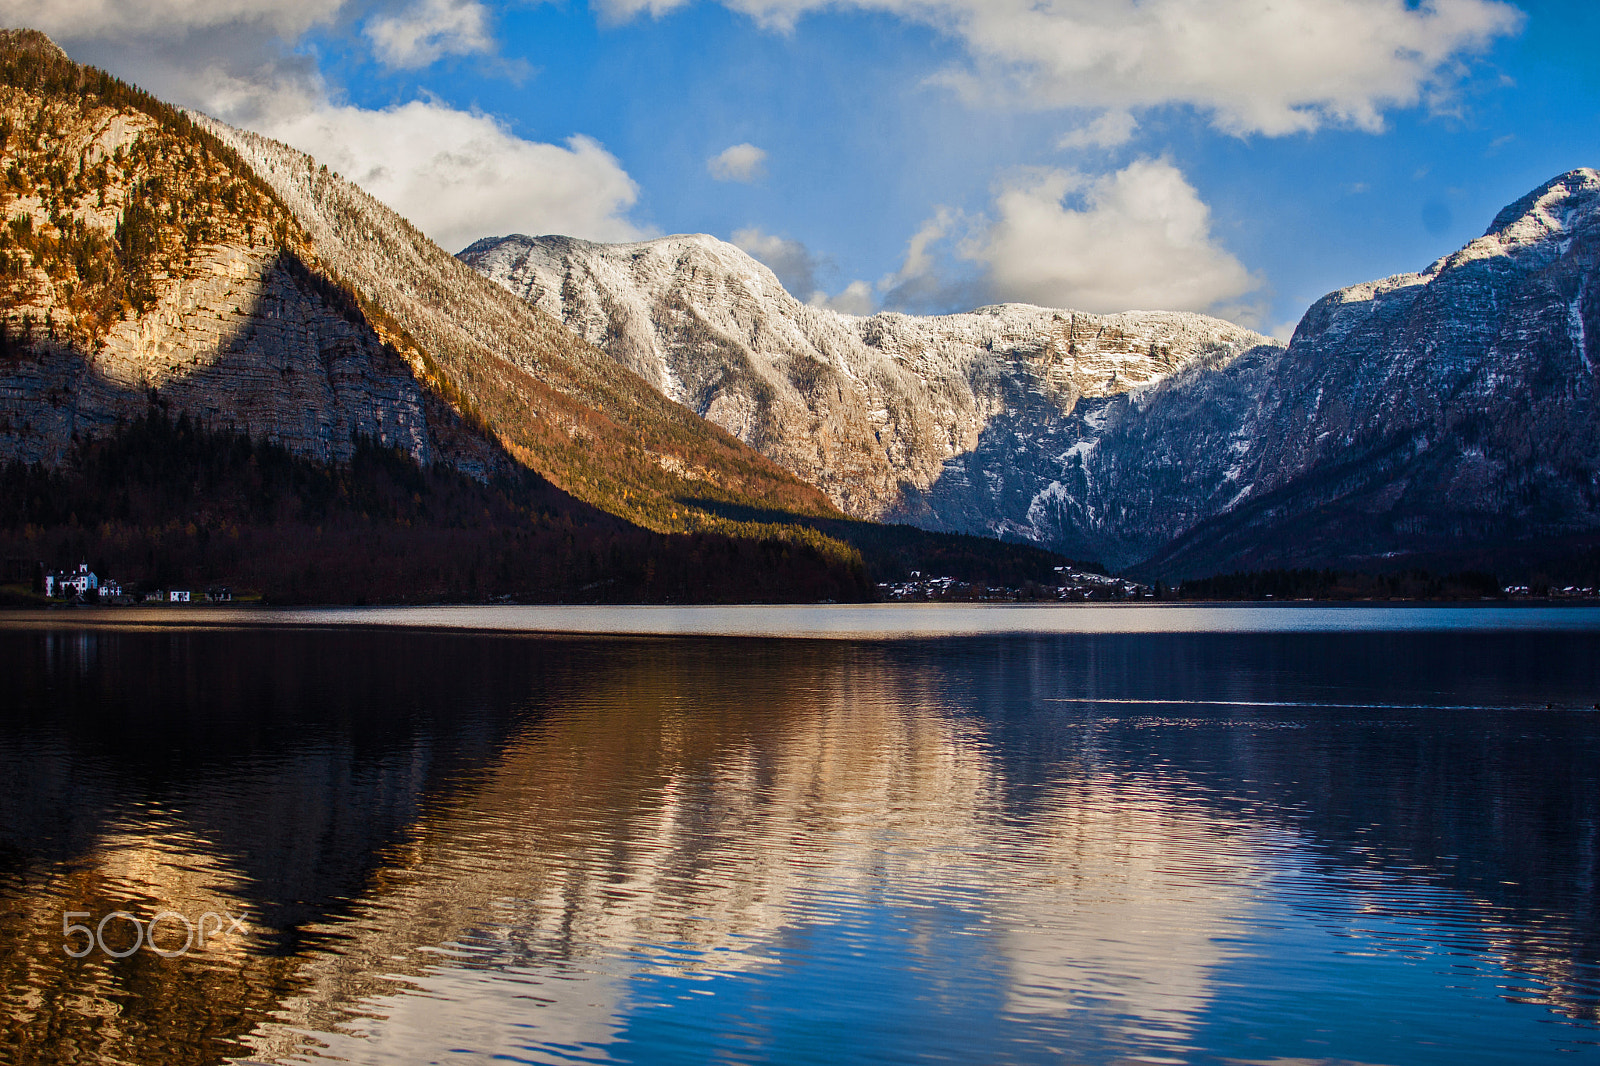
[18,0,1600,335]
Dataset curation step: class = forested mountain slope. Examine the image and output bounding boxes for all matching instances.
[0,29,835,540]
[1,409,870,604]
[200,125,837,530]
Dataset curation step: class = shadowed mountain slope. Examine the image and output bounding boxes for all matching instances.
[0,28,835,539]
[1096,169,1600,579]
[0,409,872,604]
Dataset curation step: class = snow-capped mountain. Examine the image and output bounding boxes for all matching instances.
[466,170,1600,577]
[1082,168,1600,576]
[460,233,1276,526]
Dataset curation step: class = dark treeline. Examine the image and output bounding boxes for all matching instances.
[0,410,872,604]
[1174,568,1506,601]
[683,498,1089,588]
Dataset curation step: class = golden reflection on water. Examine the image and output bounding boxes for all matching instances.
[0,814,292,1065]
[222,642,1267,1065]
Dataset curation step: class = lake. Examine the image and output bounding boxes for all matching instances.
[1,605,1598,1064]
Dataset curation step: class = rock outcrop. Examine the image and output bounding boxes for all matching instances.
[2,246,455,471]
[0,34,486,476]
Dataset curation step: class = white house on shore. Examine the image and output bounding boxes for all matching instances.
[45,562,98,599]
[37,564,222,604]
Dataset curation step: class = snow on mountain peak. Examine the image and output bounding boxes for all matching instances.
[1484,168,1600,240]
[461,230,1275,522]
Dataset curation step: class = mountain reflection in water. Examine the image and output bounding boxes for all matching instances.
[1,621,1597,1065]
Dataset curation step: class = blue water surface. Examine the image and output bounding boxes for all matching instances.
[0,607,1596,1065]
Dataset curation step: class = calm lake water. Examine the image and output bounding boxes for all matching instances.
[1,606,1598,1064]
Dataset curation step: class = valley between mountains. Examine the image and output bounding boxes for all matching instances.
[1,27,1596,600]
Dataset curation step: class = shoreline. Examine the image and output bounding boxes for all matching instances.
[5,601,1600,641]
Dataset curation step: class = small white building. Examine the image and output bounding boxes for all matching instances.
[168,589,191,603]
[48,563,98,599]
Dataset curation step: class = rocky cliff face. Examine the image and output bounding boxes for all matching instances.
[460,233,1276,529]
[0,31,491,476]
[3,243,457,470]
[1055,168,1600,574]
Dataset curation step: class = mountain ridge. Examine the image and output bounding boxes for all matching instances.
[1,29,1093,600]
[0,29,841,536]
[1062,167,1600,576]
[195,120,839,530]
[460,230,1277,528]
[463,171,1600,580]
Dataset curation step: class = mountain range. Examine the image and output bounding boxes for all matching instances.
[0,29,884,602]
[464,173,1600,579]
[2,26,1596,591]
[0,29,1082,601]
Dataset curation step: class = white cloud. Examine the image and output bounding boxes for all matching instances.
[0,0,339,40]
[876,208,988,314]
[742,162,1259,322]
[263,101,646,251]
[962,160,1259,316]
[1270,317,1304,342]
[365,0,493,69]
[1056,111,1137,151]
[884,208,956,291]
[734,227,822,295]
[708,143,769,183]
[930,0,1521,135]
[592,0,688,21]
[140,59,328,130]
[734,228,877,313]
[813,280,876,316]
[598,0,1523,137]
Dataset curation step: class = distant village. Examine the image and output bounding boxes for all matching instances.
[880,567,1600,603]
[878,566,1154,602]
[36,562,231,605]
[1502,584,1600,599]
